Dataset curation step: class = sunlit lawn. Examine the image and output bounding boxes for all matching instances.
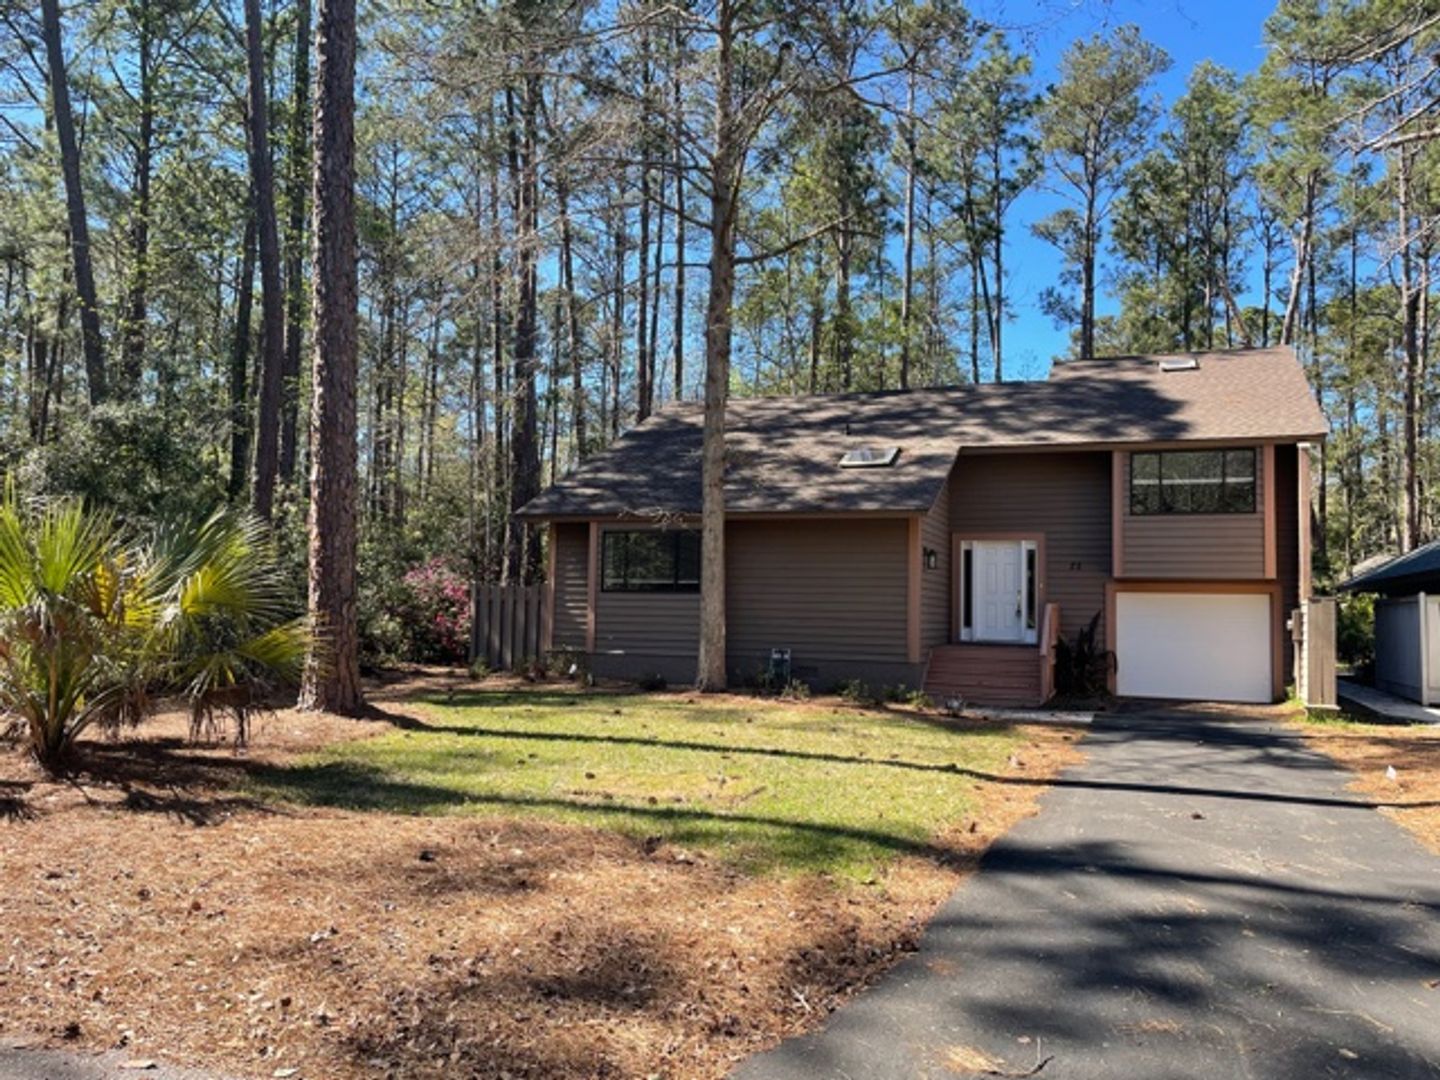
[250,687,1028,878]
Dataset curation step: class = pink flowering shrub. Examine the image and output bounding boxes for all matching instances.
[401,558,471,663]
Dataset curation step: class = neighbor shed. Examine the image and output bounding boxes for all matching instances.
[1341,541,1440,705]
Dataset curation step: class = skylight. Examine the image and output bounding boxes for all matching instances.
[839,446,900,469]
[1159,358,1200,373]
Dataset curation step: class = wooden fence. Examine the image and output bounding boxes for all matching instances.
[1292,597,1337,709]
[471,583,550,671]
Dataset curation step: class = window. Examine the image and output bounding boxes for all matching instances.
[601,530,700,592]
[1130,449,1256,515]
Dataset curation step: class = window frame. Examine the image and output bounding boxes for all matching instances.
[1129,448,1257,517]
[599,529,701,593]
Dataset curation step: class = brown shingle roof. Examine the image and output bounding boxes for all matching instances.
[518,346,1327,519]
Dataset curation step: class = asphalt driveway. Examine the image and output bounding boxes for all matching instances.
[735,710,1440,1079]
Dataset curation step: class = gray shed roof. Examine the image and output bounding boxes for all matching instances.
[1340,540,1440,595]
[518,346,1328,520]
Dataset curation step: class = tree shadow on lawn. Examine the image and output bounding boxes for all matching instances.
[0,778,35,821]
[37,736,289,826]
[363,707,1440,814]
[246,757,967,876]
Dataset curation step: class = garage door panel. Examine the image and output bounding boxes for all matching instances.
[1116,592,1272,703]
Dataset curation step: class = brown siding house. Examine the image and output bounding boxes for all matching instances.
[517,347,1328,706]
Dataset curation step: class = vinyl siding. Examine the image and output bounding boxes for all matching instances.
[1120,449,1266,579]
[727,519,910,670]
[594,591,701,657]
[949,451,1112,643]
[920,480,953,648]
[551,523,589,650]
[593,525,699,659]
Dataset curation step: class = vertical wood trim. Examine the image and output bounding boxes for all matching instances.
[951,534,962,644]
[1263,444,1277,580]
[542,523,556,654]
[1271,589,1285,702]
[1297,443,1313,602]
[1419,592,1430,707]
[585,521,599,654]
[907,516,921,664]
[1111,451,1125,578]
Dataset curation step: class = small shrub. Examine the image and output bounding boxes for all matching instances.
[547,647,588,682]
[400,558,471,664]
[902,687,933,709]
[1054,610,1115,698]
[467,658,491,681]
[636,672,668,692]
[836,678,877,705]
[779,678,811,701]
[1337,593,1374,671]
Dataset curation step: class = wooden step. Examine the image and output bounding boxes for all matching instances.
[925,644,1045,708]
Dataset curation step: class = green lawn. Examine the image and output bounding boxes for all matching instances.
[250,687,1029,878]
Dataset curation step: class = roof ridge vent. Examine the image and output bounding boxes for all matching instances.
[1159,357,1200,373]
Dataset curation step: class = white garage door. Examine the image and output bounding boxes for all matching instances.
[1115,592,1272,703]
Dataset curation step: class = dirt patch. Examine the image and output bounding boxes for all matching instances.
[0,675,1083,1079]
[1297,718,1440,854]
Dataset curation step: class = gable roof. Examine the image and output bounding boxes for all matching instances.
[1340,540,1440,595]
[518,346,1328,520]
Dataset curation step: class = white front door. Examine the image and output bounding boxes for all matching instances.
[973,541,1024,642]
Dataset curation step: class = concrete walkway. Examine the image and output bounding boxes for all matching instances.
[735,712,1440,1080]
[1338,677,1440,725]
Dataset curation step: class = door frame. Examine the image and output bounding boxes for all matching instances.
[953,533,1046,645]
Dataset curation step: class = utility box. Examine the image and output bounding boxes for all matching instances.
[768,648,792,687]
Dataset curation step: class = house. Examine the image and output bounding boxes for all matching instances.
[1341,542,1440,706]
[516,346,1328,706]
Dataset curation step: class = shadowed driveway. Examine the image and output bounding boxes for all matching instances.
[734,711,1440,1079]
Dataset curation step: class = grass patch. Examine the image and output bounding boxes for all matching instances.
[249,688,1030,878]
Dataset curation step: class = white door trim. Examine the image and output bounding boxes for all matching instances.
[958,538,1039,645]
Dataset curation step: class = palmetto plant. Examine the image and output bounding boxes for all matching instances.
[0,493,308,770]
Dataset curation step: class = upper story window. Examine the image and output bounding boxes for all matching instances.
[601,529,701,592]
[1130,449,1256,515]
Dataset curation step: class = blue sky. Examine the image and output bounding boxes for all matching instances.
[981,0,1275,379]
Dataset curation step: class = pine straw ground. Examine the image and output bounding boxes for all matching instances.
[1296,711,1440,855]
[0,672,1084,1080]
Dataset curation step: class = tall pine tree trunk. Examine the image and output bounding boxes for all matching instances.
[1080,185,1097,360]
[245,0,286,519]
[299,0,362,715]
[672,36,686,401]
[507,76,542,583]
[280,0,311,482]
[229,211,258,498]
[558,182,585,463]
[899,68,917,390]
[120,0,153,393]
[39,0,106,404]
[697,0,737,692]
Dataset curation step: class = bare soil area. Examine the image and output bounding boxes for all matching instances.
[1297,713,1440,854]
[0,671,1083,1079]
